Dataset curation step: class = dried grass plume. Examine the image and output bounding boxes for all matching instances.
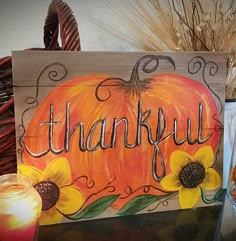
[97,0,236,99]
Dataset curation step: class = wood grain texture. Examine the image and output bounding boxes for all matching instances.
[12,51,226,225]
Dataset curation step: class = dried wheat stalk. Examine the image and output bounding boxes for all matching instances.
[97,0,236,99]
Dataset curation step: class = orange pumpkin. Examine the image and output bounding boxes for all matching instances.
[22,56,221,209]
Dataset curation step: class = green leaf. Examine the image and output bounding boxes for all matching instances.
[67,194,120,220]
[201,187,224,204]
[117,194,171,216]
[214,188,225,202]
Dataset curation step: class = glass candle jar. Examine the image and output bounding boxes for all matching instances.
[0,173,42,241]
[227,129,236,210]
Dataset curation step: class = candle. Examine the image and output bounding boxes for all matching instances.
[0,174,42,241]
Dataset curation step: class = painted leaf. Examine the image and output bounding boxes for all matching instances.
[201,188,223,204]
[67,194,120,220]
[214,188,224,202]
[117,194,171,216]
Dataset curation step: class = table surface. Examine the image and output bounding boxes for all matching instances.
[38,205,223,241]
[219,195,236,241]
[37,189,236,241]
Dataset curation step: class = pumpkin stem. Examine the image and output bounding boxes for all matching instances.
[95,55,175,102]
[128,55,176,96]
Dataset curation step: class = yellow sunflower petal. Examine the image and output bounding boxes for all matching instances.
[200,168,221,190]
[160,173,181,191]
[39,207,63,225]
[18,164,43,186]
[194,146,214,168]
[179,186,200,208]
[56,186,84,215]
[43,157,72,187]
[170,150,192,172]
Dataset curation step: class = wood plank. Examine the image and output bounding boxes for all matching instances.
[13,51,226,225]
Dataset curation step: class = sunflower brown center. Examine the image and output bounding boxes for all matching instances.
[179,162,205,188]
[34,181,60,210]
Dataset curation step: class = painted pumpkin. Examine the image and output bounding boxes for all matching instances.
[22,55,221,209]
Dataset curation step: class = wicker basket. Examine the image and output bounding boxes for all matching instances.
[0,0,81,175]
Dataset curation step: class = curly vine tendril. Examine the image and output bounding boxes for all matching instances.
[61,175,95,189]
[18,97,39,163]
[95,77,128,102]
[18,63,67,163]
[188,57,223,166]
[188,56,223,115]
[148,192,178,212]
[64,175,117,216]
[129,54,176,86]
[95,55,176,102]
[35,63,67,99]
[148,200,169,212]
[120,184,171,199]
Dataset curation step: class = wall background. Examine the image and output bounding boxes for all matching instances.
[0,0,135,57]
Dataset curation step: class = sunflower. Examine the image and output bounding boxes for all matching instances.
[160,146,221,208]
[18,157,84,225]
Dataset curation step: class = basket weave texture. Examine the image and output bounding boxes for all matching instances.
[0,0,81,175]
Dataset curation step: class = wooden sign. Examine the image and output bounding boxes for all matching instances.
[13,51,226,226]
